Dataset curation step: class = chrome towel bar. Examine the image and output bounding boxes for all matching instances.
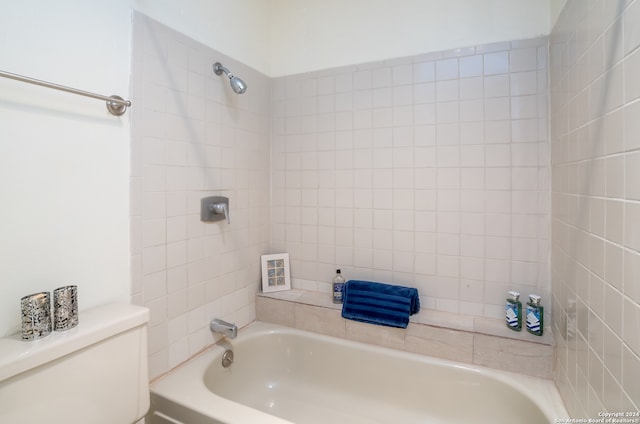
[0,69,131,116]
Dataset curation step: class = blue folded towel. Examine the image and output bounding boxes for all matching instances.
[341,280,420,329]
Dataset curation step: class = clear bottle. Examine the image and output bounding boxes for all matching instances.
[526,294,543,336]
[506,291,522,331]
[332,269,345,304]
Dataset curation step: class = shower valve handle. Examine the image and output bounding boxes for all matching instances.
[211,202,230,224]
[200,196,230,224]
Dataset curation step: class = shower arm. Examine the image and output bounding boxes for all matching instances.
[213,63,232,78]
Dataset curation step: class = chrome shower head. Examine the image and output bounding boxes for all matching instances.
[229,75,247,95]
[213,62,247,94]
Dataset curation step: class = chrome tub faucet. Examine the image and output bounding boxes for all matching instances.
[210,318,238,339]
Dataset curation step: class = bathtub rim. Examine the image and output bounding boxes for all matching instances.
[150,321,568,424]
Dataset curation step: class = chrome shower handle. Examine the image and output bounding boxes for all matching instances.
[200,196,230,224]
[211,202,230,224]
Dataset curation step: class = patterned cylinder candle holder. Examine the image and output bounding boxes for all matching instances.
[53,285,78,331]
[21,291,52,341]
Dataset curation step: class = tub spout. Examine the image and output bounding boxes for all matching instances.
[210,318,237,339]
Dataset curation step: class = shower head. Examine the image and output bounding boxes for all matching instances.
[229,75,247,94]
[213,62,247,94]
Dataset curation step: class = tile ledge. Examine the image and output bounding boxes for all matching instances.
[257,289,553,346]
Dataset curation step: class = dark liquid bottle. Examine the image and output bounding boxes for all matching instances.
[332,269,345,304]
[506,291,522,331]
[526,294,543,336]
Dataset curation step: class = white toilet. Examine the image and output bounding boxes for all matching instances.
[0,303,150,424]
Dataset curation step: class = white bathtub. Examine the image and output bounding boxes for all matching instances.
[149,321,568,424]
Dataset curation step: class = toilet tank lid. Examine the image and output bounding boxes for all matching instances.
[0,302,149,382]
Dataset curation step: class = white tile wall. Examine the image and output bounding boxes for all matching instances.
[551,0,640,415]
[131,13,271,379]
[130,11,640,409]
[271,37,550,321]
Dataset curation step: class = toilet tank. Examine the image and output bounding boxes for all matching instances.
[0,303,150,424]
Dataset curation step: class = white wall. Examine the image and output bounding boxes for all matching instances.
[0,0,557,337]
[269,0,551,76]
[0,1,133,336]
[0,0,272,337]
[550,0,568,29]
[135,1,553,77]
[550,0,640,414]
[133,0,272,76]
[132,1,554,77]
[130,14,272,378]
[272,36,550,320]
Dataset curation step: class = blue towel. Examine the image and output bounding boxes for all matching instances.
[341,280,420,329]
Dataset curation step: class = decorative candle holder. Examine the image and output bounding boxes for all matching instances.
[53,285,78,331]
[21,291,52,340]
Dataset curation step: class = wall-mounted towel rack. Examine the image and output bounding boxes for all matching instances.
[0,69,131,116]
